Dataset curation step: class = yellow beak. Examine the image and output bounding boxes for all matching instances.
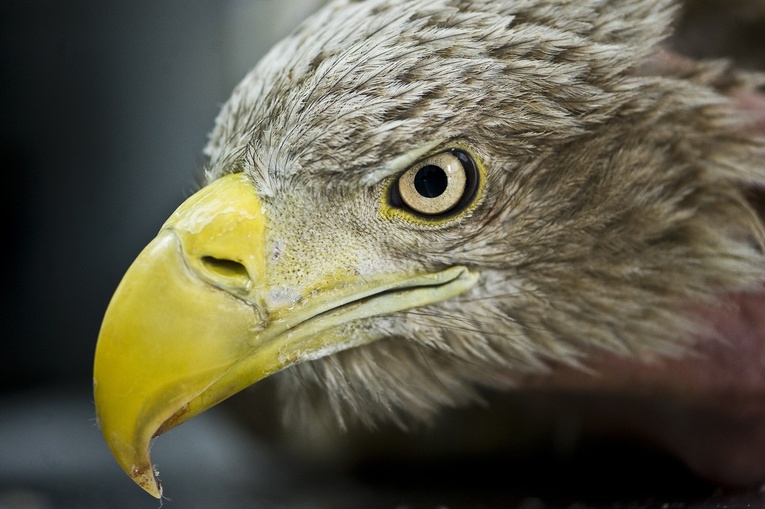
[93,173,478,498]
[93,174,272,497]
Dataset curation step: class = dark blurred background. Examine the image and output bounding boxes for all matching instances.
[1,1,764,508]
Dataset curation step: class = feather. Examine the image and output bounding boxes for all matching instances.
[201,0,765,431]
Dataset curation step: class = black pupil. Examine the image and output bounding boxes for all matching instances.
[414,165,448,198]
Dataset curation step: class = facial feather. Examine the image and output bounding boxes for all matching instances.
[204,0,765,427]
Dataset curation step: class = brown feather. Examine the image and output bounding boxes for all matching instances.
[207,0,765,483]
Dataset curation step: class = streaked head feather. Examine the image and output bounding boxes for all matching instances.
[204,0,765,428]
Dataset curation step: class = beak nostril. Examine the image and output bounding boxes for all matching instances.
[201,256,250,282]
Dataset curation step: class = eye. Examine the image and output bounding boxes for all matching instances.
[389,149,480,218]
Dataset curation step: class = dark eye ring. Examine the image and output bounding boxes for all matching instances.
[388,149,480,218]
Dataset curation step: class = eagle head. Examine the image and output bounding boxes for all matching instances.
[93,0,765,497]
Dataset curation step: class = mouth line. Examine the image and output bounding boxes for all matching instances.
[259,265,478,350]
[154,265,479,437]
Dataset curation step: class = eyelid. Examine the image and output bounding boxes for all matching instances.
[361,140,445,186]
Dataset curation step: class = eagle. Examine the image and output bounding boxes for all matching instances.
[93,0,765,498]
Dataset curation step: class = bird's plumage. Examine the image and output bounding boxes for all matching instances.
[203,0,765,428]
[94,0,765,494]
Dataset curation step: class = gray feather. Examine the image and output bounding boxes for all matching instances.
[204,0,765,428]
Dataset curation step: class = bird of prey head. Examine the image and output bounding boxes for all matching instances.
[93,0,765,498]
